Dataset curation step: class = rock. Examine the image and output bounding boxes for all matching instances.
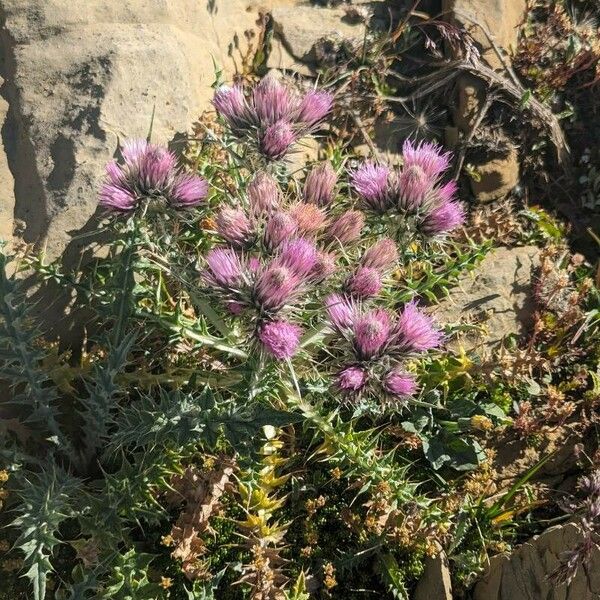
[414,548,453,600]
[0,0,298,261]
[442,1,525,202]
[451,73,485,133]
[447,74,520,203]
[473,522,600,600]
[470,145,520,202]
[432,246,541,349]
[0,85,15,245]
[441,0,526,70]
[267,5,366,74]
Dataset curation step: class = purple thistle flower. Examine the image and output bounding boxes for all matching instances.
[100,139,207,212]
[260,120,296,160]
[252,75,299,126]
[105,160,128,187]
[346,267,382,299]
[337,366,367,392]
[436,179,458,204]
[360,238,398,271]
[212,85,248,128]
[119,139,177,193]
[311,251,336,282]
[304,162,337,207]
[136,145,177,192]
[205,248,244,288]
[351,163,390,211]
[353,309,392,360]
[121,139,176,193]
[297,90,334,127]
[396,165,431,210]
[384,370,418,398]
[394,301,442,352]
[216,206,254,248]
[258,319,302,359]
[248,257,261,272]
[99,182,137,211]
[402,139,451,179]
[326,210,365,244]
[169,173,208,207]
[421,199,465,236]
[325,293,355,332]
[290,203,327,235]
[121,139,149,165]
[276,238,319,277]
[254,264,301,311]
[247,172,280,217]
[264,212,298,251]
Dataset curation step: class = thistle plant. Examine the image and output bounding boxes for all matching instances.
[100,138,208,211]
[325,295,442,412]
[0,73,509,600]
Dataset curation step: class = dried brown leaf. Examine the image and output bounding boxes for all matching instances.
[168,458,235,580]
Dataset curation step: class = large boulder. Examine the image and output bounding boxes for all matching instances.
[0,0,298,260]
[267,4,367,75]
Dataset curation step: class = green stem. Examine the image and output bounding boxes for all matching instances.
[178,326,248,359]
[112,220,138,346]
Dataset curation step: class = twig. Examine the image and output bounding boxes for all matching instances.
[387,57,570,168]
[453,89,495,179]
[390,0,422,44]
[351,111,380,158]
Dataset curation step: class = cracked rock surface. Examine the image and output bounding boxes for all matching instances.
[0,0,297,260]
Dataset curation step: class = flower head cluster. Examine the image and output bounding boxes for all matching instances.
[99,139,208,211]
[344,238,398,300]
[325,294,442,407]
[203,188,335,360]
[214,168,348,249]
[212,75,333,161]
[351,140,465,237]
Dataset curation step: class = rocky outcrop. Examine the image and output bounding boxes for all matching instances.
[267,4,367,75]
[443,0,525,202]
[0,0,298,260]
[442,0,526,70]
[473,523,600,600]
[0,89,14,244]
[432,246,541,349]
